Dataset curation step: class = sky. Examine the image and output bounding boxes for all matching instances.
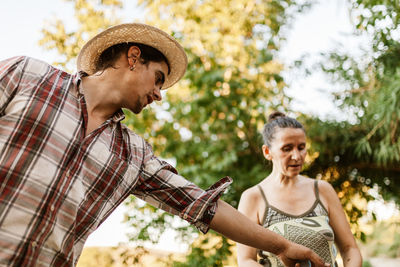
[0,0,354,115]
[279,0,356,119]
[0,1,71,62]
[0,0,397,249]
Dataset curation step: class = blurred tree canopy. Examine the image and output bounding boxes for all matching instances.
[39,0,123,70]
[305,0,400,225]
[126,1,315,265]
[39,0,399,265]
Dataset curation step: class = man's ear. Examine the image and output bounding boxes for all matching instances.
[262,145,272,160]
[127,46,141,63]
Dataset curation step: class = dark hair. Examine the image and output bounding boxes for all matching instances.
[262,111,305,148]
[94,42,170,74]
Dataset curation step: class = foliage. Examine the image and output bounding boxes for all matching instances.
[362,220,400,258]
[39,0,123,70]
[134,0,311,201]
[171,234,235,267]
[38,0,400,265]
[291,0,400,245]
[39,0,315,263]
[77,247,115,267]
[124,0,315,264]
[312,0,400,205]
[77,246,183,267]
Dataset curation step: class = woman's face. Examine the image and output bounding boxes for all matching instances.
[265,127,307,178]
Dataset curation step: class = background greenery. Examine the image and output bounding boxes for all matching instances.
[39,0,400,265]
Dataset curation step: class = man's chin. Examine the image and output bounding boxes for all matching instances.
[131,108,142,114]
[130,104,145,114]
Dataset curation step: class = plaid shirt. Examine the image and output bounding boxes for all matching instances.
[0,56,232,266]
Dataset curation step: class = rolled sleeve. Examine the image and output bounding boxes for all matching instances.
[132,141,233,233]
[180,176,232,233]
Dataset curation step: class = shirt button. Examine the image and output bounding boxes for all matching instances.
[294,218,303,223]
[32,241,37,248]
[66,170,71,177]
[183,214,188,219]
[50,205,55,211]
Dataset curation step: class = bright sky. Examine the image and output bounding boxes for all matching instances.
[279,0,355,119]
[1,0,397,249]
[0,0,352,116]
[0,0,71,62]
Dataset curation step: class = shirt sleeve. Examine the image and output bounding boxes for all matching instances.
[0,56,26,115]
[132,141,233,234]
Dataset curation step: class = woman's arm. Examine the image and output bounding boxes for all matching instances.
[210,199,329,267]
[319,181,362,267]
[236,188,263,267]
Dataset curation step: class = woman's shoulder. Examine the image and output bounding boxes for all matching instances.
[299,176,333,190]
[238,184,266,222]
[312,179,338,214]
[314,179,336,195]
[241,184,262,201]
[239,184,266,210]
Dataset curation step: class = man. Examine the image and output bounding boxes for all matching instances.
[0,23,328,267]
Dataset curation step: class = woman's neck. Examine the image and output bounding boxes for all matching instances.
[268,169,300,187]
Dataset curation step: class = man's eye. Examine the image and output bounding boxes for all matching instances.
[155,72,165,85]
[155,75,161,84]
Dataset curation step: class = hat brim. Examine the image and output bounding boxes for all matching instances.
[77,23,187,89]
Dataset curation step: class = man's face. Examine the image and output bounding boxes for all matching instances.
[123,59,168,114]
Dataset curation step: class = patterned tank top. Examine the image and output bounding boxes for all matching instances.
[257,180,338,267]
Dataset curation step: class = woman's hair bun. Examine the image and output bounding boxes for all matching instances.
[268,111,286,122]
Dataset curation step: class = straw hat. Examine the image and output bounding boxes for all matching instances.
[77,23,187,89]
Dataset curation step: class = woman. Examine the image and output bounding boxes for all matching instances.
[237,112,362,267]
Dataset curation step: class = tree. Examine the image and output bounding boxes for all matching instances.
[39,0,123,71]
[41,0,396,264]
[40,0,315,264]
[125,0,314,265]
[302,0,400,240]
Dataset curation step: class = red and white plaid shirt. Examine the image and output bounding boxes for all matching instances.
[0,56,232,266]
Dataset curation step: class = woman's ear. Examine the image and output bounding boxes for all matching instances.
[262,145,272,160]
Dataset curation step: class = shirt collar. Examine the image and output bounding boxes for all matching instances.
[112,110,126,122]
[74,71,85,96]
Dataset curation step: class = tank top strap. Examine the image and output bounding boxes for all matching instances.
[257,185,269,206]
[313,179,329,215]
[257,185,270,224]
[314,179,320,201]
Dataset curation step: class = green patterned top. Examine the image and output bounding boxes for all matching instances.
[257,180,338,267]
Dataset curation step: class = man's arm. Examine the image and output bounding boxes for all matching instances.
[135,148,326,267]
[210,200,329,267]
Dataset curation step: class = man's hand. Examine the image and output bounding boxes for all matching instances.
[210,200,330,267]
[277,242,330,267]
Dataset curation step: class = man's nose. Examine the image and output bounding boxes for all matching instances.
[153,86,162,101]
